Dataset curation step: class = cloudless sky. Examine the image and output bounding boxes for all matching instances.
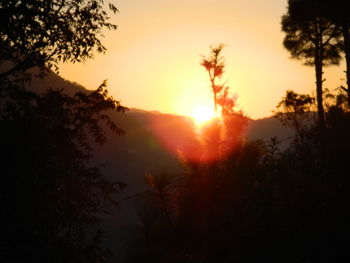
[59,0,345,119]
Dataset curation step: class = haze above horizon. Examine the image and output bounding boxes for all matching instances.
[59,0,345,120]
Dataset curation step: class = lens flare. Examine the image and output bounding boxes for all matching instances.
[191,106,217,125]
[142,112,245,164]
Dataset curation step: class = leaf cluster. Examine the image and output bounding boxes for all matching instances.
[201,44,226,94]
[0,0,118,78]
[282,0,343,66]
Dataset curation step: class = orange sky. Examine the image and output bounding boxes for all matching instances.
[59,0,346,120]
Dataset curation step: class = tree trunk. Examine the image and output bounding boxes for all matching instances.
[315,54,325,129]
[342,23,350,107]
[213,89,217,113]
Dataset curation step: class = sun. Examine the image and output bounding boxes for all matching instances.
[190,106,217,125]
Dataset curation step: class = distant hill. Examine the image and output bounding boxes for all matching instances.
[246,116,294,148]
[25,71,294,261]
[28,70,294,176]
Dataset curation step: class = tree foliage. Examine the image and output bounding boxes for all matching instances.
[275,90,315,145]
[0,1,127,262]
[0,80,127,262]
[0,0,118,79]
[281,0,343,127]
[201,44,226,113]
[320,0,350,106]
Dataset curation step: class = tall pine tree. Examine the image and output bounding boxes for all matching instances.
[282,0,343,128]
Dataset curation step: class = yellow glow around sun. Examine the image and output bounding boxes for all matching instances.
[191,106,217,125]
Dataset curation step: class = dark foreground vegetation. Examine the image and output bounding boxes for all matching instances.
[128,91,350,263]
[1,0,350,262]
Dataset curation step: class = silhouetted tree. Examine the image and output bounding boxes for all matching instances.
[319,0,350,106]
[201,44,247,158]
[0,1,127,262]
[275,90,315,146]
[0,0,118,80]
[0,81,127,262]
[281,0,343,128]
[201,44,226,113]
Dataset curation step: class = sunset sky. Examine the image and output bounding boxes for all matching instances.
[59,0,345,120]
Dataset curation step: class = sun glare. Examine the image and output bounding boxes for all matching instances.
[191,106,217,125]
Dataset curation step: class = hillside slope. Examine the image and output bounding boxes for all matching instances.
[25,71,294,261]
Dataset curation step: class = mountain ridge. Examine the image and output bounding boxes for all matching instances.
[22,70,295,261]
